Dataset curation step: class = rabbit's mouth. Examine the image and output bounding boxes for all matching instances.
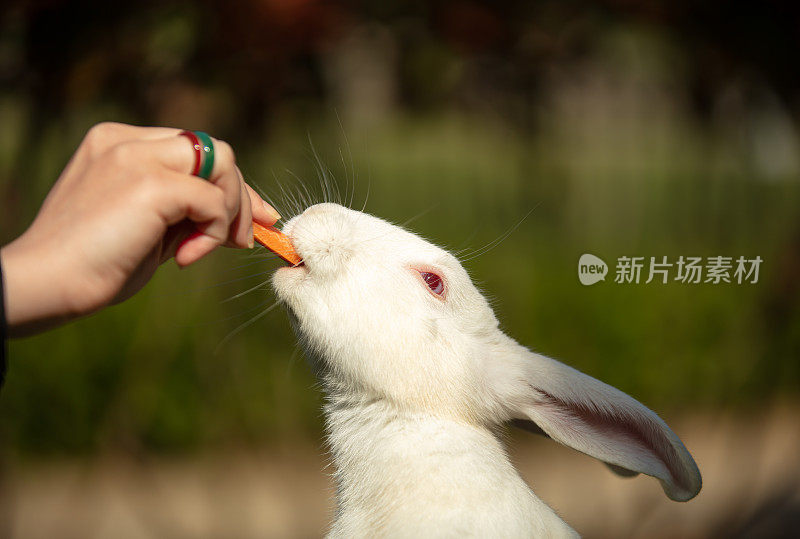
[278,232,306,270]
[276,260,306,274]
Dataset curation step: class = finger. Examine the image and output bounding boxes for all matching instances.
[204,138,242,224]
[159,172,238,267]
[154,170,231,243]
[111,136,242,220]
[111,134,235,181]
[174,230,220,267]
[83,122,184,158]
[159,220,196,265]
[142,135,241,217]
[133,135,243,263]
[224,180,254,249]
[244,182,281,225]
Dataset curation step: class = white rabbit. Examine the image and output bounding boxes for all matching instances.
[272,203,702,538]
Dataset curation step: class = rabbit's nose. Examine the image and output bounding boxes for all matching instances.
[303,202,344,219]
[292,205,355,275]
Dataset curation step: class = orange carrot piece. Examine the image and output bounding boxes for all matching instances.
[253,222,302,265]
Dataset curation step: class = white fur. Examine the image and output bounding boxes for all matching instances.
[272,203,701,538]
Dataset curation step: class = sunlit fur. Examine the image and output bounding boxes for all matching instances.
[272,203,701,538]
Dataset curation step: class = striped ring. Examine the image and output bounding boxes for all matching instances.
[178,130,215,180]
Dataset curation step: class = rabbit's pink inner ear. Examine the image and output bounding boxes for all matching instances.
[514,419,641,478]
[531,388,699,501]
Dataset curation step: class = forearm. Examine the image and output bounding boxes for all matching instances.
[0,239,76,337]
[1,251,7,386]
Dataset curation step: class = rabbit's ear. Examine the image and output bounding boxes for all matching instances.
[496,348,702,502]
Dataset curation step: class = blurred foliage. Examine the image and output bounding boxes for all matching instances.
[0,1,799,455]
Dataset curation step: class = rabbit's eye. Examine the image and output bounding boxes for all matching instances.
[419,271,445,297]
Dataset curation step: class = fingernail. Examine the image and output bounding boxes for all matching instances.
[263,201,281,221]
[247,226,254,248]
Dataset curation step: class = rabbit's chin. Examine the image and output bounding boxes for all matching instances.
[271,264,306,304]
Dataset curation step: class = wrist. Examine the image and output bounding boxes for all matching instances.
[0,238,76,337]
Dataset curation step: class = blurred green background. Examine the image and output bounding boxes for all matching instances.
[0,3,799,535]
[1,0,799,454]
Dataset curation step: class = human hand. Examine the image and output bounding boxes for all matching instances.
[0,122,280,336]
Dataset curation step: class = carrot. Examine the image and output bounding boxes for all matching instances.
[253,222,303,265]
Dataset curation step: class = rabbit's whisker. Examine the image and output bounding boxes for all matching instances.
[169,296,278,329]
[163,268,274,299]
[459,205,539,263]
[334,110,358,211]
[225,255,282,272]
[222,277,273,303]
[253,181,287,220]
[215,300,281,354]
[308,135,337,205]
[283,342,304,381]
[360,167,371,213]
[285,168,320,210]
[398,204,440,229]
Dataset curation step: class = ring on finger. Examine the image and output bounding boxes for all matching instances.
[178,130,216,180]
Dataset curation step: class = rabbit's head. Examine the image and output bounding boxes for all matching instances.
[272,202,702,502]
[273,203,500,420]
